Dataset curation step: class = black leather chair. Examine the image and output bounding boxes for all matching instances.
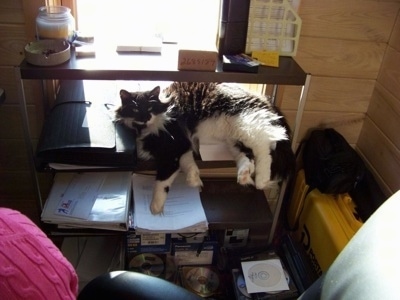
[78,270,202,300]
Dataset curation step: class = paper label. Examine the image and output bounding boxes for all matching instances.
[251,51,280,67]
[141,233,167,246]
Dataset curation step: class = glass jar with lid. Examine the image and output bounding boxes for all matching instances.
[36,6,75,42]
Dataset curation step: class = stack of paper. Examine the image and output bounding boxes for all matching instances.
[41,172,132,231]
[116,37,162,53]
[131,173,208,233]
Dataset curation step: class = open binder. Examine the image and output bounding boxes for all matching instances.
[35,81,137,169]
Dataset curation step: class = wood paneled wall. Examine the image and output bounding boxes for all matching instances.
[357,10,400,196]
[282,0,400,144]
[0,0,34,222]
[280,0,400,198]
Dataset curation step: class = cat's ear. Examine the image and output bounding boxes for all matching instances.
[120,89,132,105]
[149,86,161,99]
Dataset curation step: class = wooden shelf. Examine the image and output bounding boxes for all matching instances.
[43,178,272,238]
[33,79,241,172]
[200,179,272,230]
[19,45,307,85]
[16,45,310,244]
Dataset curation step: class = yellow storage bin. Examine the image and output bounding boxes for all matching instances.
[293,188,363,275]
[287,169,309,230]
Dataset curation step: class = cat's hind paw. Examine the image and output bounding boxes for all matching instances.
[237,159,255,186]
[255,173,271,190]
[237,171,255,186]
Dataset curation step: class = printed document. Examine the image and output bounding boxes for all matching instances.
[131,173,208,233]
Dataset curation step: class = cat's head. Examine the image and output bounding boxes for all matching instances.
[116,86,169,128]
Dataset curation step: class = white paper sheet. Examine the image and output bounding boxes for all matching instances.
[131,173,208,233]
[199,143,234,161]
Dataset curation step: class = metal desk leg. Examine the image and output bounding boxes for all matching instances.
[15,66,43,214]
[267,74,311,245]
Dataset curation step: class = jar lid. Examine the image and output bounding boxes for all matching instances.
[38,6,71,18]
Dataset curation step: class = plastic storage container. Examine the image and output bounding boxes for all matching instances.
[293,188,363,275]
[246,0,301,56]
[36,6,75,42]
[286,169,309,230]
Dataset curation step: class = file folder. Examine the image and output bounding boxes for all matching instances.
[36,86,137,169]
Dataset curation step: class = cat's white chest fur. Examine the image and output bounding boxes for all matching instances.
[136,113,171,160]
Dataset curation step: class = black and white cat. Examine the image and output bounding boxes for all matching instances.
[116,82,295,214]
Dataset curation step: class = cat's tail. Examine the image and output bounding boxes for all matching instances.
[270,139,295,182]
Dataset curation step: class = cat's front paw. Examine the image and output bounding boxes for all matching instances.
[150,193,166,215]
[150,201,164,215]
[186,170,203,188]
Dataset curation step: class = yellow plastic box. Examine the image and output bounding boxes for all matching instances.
[293,187,363,275]
[286,169,309,230]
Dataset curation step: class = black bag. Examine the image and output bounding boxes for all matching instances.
[302,128,365,194]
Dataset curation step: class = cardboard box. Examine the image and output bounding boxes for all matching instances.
[171,234,218,266]
[178,46,218,71]
[126,233,171,254]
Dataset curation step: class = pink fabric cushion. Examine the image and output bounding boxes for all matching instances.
[0,208,78,300]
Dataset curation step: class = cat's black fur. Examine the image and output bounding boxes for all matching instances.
[116,82,295,214]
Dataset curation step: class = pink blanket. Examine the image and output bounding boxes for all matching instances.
[0,208,78,299]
